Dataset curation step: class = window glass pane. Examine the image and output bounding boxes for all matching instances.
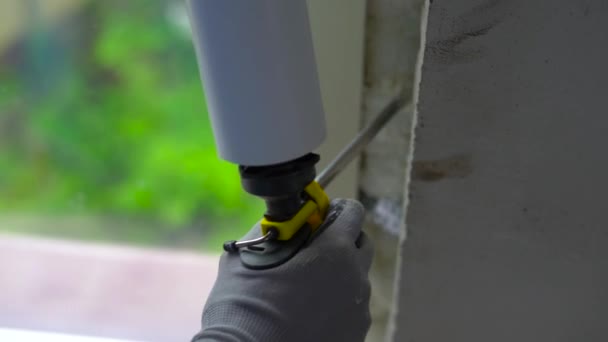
[0,0,263,251]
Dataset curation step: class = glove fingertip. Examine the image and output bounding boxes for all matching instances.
[325,198,365,242]
[332,198,365,221]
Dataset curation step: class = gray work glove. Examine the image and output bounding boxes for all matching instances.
[192,199,373,342]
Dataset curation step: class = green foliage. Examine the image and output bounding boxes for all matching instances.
[0,0,263,248]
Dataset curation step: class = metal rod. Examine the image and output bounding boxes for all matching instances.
[234,230,276,249]
[316,95,409,188]
[223,228,279,252]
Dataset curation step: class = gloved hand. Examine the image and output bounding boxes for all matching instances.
[192,199,373,342]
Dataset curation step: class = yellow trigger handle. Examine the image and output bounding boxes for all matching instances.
[260,181,330,241]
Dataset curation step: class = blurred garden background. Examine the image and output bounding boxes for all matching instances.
[0,0,263,251]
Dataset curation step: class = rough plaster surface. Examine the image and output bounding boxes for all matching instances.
[393,0,608,341]
[358,1,424,341]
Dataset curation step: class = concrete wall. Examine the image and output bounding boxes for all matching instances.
[392,0,608,341]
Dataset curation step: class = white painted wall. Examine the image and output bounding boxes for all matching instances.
[307,0,366,199]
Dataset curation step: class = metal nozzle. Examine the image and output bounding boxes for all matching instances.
[316,95,409,188]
